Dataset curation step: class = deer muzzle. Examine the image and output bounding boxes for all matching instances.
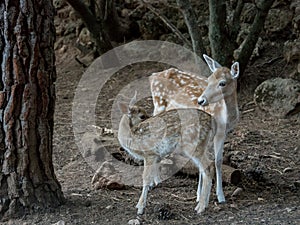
[198,96,208,106]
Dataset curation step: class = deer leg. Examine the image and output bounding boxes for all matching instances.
[214,135,225,203]
[204,164,214,208]
[196,171,203,202]
[153,161,161,186]
[195,170,212,214]
[190,158,204,203]
[136,156,160,215]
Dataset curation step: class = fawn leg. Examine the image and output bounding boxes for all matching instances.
[136,184,150,215]
[153,161,161,186]
[136,156,159,215]
[195,170,212,214]
[190,158,204,203]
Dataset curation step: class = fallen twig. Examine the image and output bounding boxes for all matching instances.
[262,154,282,160]
[243,101,256,108]
[283,167,293,173]
[180,213,190,221]
[75,56,88,68]
[171,193,196,202]
[242,108,255,114]
[270,168,283,175]
[262,56,283,66]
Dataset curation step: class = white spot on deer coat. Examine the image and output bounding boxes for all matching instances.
[157,105,165,112]
[180,80,187,85]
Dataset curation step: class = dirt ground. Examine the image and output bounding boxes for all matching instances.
[4,1,300,224]
[4,40,299,224]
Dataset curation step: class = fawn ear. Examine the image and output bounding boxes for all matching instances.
[203,54,222,72]
[129,91,137,108]
[118,101,129,114]
[230,62,239,79]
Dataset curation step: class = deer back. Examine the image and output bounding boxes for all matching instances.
[150,68,212,115]
[120,108,216,160]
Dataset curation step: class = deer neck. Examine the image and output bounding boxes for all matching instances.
[225,91,239,131]
[118,115,133,148]
[118,115,144,161]
[214,91,239,133]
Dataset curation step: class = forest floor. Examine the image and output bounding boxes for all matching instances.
[4,1,300,224]
[5,41,300,225]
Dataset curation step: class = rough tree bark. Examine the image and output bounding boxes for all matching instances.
[237,0,275,75]
[176,0,207,59]
[208,0,275,74]
[208,0,236,66]
[66,0,112,54]
[229,0,244,42]
[66,0,119,67]
[98,0,130,42]
[0,0,64,220]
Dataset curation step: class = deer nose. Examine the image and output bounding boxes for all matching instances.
[198,96,208,106]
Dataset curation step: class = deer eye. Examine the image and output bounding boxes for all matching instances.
[139,115,147,120]
[219,81,226,87]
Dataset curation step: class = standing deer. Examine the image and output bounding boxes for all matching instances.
[117,93,216,215]
[149,54,240,203]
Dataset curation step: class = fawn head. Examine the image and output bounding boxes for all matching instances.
[198,54,239,106]
[118,92,149,127]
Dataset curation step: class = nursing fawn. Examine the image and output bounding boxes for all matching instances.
[117,93,217,215]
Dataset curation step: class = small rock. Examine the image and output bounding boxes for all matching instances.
[92,161,126,190]
[52,220,65,225]
[58,45,68,54]
[231,187,243,197]
[121,8,129,18]
[285,207,293,213]
[78,28,92,46]
[53,0,65,9]
[106,205,114,210]
[283,40,300,63]
[230,203,239,210]
[265,9,293,32]
[128,218,140,225]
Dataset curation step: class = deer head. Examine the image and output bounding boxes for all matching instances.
[118,91,149,127]
[198,55,239,106]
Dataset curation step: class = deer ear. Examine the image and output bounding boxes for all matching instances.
[118,102,129,114]
[230,62,239,79]
[203,54,222,72]
[129,91,137,108]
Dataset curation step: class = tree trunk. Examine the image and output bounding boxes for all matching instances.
[229,0,244,42]
[67,0,119,67]
[208,0,236,66]
[0,0,64,220]
[98,0,130,42]
[176,0,207,59]
[237,0,275,75]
